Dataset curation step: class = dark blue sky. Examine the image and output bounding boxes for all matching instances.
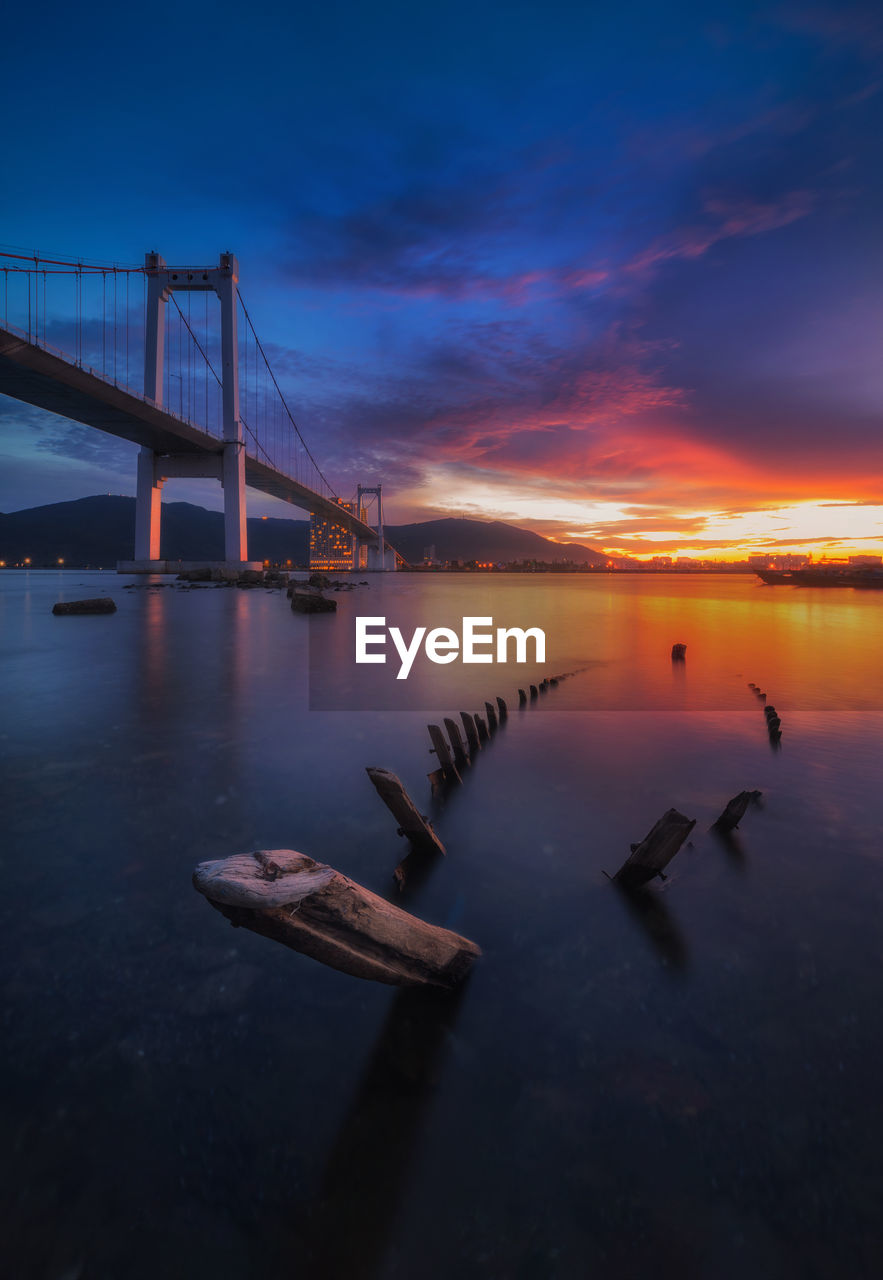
[3,0,883,556]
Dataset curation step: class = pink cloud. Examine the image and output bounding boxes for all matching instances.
[626,189,816,277]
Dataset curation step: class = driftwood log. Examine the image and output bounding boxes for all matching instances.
[193,849,479,988]
[713,790,762,832]
[613,808,696,889]
[52,597,116,615]
[366,767,445,856]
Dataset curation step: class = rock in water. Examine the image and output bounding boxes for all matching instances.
[290,590,337,613]
[52,597,117,615]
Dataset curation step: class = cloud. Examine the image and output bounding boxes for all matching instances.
[626,189,816,278]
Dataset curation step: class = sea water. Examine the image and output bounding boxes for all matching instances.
[2,570,882,1278]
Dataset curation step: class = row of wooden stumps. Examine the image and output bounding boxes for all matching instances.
[425,670,581,789]
[192,671,580,990]
[748,682,783,746]
[610,789,763,888]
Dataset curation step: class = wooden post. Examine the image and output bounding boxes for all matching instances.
[613,808,696,889]
[496,696,508,720]
[485,701,498,731]
[427,724,461,781]
[712,790,762,832]
[671,643,687,660]
[460,711,481,754]
[539,679,548,692]
[474,714,489,743]
[193,849,479,988]
[529,684,538,700]
[443,717,470,767]
[366,767,446,855]
[518,689,527,706]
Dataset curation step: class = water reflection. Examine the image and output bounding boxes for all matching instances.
[711,826,748,871]
[296,985,466,1279]
[614,883,690,972]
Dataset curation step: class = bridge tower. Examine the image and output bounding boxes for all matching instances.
[133,251,258,570]
[356,484,397,571]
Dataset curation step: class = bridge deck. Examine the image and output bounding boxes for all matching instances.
[0,325,379,541]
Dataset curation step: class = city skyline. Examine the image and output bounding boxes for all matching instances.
[3,0,883,561]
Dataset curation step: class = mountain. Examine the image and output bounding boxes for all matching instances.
[385,517,612,567]
[0,497,612,567]
[0,497,309,566]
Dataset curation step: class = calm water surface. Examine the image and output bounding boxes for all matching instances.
[2,570,883,1279]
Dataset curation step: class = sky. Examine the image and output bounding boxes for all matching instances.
[2,0,883,559]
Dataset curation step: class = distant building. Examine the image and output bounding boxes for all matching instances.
[748,553,810,569]
[309,500,367,571]
[848,554,882,566]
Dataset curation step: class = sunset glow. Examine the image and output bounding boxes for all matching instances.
[2,1,883,561]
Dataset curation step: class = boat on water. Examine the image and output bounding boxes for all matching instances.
[756,567,883,588]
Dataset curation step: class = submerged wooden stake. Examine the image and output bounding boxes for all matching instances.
[613,808,696,889]
[671,643,687,660]
[496,696,508,720]
[529,685,539,700]
[518,689,527,706]
[428,724,461,780]
[193,849,479,988]
[366,768,446,856]
[474,714,489,743]
[460,711,481,754]
[485,701,498,731]
[443,717,469,767]
[712,790,762,833]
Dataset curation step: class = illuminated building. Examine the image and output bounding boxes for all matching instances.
[309,501,367,571]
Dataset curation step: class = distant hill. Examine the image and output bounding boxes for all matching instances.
[0,497,309,566]
[0,497,612,567]
[385,517,611,567]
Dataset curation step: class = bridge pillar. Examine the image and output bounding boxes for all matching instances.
[217,253,249,565]
[134,447,163,561]
[358,482,397,570]
[223,441,247,563]
[143,253,167,404]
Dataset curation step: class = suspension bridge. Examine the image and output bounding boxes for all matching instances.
[0,248,398,570]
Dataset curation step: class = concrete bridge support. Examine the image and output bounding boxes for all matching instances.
[125,251,258,572]
[357,483,397,571]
